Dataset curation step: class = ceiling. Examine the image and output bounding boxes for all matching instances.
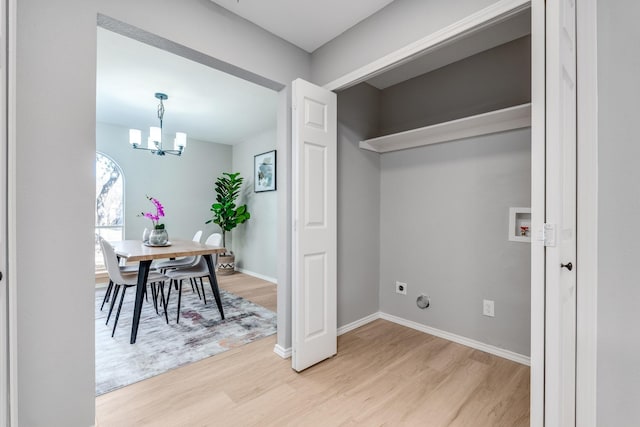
[96,27,278,145]
[208,0,395,52]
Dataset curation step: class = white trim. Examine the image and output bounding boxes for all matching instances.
[6,0,16,424]
[529,1,546,425]
[236,268,277,284]
[576,0,598,425]
[360,104,531,153]
[337,312,381,336]
[0,0,7,422]
[379,312,531,366]
[273,344,291,359]
[323,0,531,92]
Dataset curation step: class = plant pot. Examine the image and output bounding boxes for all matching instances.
[217,252,236,275]
[148,228,168,245]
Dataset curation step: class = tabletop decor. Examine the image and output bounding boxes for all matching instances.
[254,150,276,192]
[140,195,169,245]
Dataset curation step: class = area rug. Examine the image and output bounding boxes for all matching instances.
[95,284,276,396]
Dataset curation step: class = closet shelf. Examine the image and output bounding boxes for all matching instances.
[359,103,532,153]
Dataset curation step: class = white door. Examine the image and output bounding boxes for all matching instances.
[545,0,577,424]
[291,78,337,372]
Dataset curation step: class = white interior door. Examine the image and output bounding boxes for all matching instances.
[545,0,577,424]
[291,78,337,372]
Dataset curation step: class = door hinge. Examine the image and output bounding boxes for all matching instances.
[537,223,557,247]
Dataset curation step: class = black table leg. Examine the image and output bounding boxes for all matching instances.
[204,254,225,320]
[130,260,152,344]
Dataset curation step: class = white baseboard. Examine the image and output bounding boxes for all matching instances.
[378,312,530,366]
[337,312,381,336]
[237,268,277,284]
[273,344,291,359]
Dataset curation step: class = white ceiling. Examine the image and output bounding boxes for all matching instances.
[208,0,395,52]
[96,27,278,145]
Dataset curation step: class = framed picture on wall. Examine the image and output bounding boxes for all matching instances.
[254,150,277,192]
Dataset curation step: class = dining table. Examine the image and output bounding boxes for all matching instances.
[111,239,227,344]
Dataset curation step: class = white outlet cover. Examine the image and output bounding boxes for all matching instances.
[483,299,495,317]
[396,281,407,295]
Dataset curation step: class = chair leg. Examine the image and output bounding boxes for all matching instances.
[160,282,169,324]
[100,280,114,311]
[199,277,207,305]
[111,286,128,337]
[150,282,159,314]
[177,280,183,324]
[106,284,120,325]
[192,278,202,300]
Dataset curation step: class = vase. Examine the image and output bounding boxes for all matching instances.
[148,228,169,245]
[142,228,150,243]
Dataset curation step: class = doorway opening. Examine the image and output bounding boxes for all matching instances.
[94,18,284,396]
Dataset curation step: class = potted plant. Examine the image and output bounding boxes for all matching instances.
[206,172,250,274]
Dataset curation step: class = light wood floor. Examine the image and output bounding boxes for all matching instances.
[96,273,529,427]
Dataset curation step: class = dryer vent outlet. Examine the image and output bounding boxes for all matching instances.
[416,294,430,309]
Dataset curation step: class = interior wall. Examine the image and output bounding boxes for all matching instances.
[597,0,640,423]
[336,83,382,327]
[96,122,231,242]
[379,128,531,355]
[231,128,278,281]
[311,0,502,86]
[15,0,311,424]
[15,1,97,425]
[379,36,531,136]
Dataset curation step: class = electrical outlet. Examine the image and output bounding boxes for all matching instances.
[395,281,407,295]
[483,299,495,317]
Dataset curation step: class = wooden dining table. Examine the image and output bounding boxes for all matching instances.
[111,239,227,344]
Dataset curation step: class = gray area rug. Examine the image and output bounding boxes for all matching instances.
[95,284,276,396]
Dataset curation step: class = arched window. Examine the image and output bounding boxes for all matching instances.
[95,152,124,270]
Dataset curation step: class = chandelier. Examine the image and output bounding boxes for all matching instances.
[129,92,187,156]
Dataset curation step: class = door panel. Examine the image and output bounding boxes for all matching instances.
[545,0,577,425]
[291,78,337,372]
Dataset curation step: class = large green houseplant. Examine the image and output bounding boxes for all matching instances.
[206,172,250,252]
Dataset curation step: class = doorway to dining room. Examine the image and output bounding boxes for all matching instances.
[94,20,282,396]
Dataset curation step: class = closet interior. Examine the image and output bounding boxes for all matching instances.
[336,7,533,360]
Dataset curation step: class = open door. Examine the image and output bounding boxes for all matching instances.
[545,0,577,424]
[291,78,337,372]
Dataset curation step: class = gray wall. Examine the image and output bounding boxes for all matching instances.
[231,129,278,281]
[379,36,531,136]
[597,0,640,424]
[379,129,531,355]
[312,0,500,86]
[16,1,97,425]
[96,122,231,242]
[336,84,382,327]
[15,0,310,425]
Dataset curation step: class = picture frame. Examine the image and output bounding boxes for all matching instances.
[254,150,277,192]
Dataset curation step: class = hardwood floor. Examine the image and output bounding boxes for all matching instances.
[96,273,529,427]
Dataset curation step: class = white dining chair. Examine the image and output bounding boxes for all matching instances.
[162,233,222,323]
[100,238,168,336]
[154,230,203,272]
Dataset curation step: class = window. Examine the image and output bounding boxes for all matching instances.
[95,152,124,271]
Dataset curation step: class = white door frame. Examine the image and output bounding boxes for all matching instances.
[0,0,8,423]
[3,0,17,425]
[575,0,598,425]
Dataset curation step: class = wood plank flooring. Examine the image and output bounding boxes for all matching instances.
[96,271,529,427]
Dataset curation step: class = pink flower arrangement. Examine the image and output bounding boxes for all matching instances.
[140,195,165,229]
